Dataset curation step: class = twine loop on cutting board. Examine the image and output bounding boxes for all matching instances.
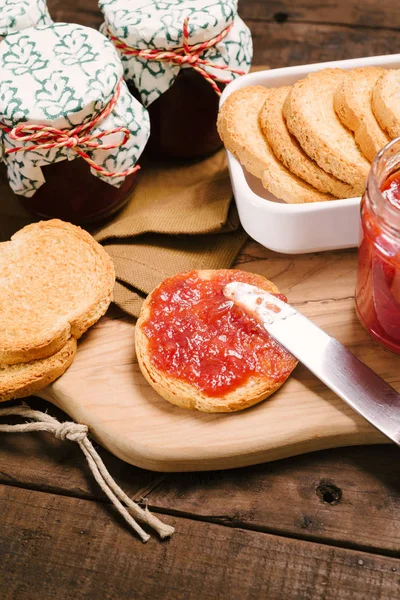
[0,403,174,543]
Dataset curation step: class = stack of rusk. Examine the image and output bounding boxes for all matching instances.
[218,67,400,203]
[0,220,115,402]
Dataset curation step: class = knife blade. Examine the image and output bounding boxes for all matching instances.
[223,282,400,446]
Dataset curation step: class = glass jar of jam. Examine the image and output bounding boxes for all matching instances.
[0,0,52,41]
[355,137,400,353]
[18,158,139,225]
[128,68,223,160]
[100,0,252,161]
[0,23,150,226]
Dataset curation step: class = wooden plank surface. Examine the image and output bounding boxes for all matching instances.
[0,401,399,555]
[45,0,400,68]
[0,399,163,501]
[240,0,400,29]
[1,1,400,598]
[249,22,399,67]
[1,484,400,600]
[147,445,400,555]
[47,0,400,31]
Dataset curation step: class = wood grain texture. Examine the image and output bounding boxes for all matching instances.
[148,445,400,554]
[46,0,400,32]
[0,399,162,500]
[45,0,400,70]
[25,246,397,472]
[249,21,399,68]
[47,0,103,30]
[32,285,400,471]
[1,483,400,600]
[2,402,400,555]
[240,0,400,29]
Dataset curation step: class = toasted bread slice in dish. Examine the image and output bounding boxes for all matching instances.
[283,68,370,194]
[334,67,390,162]
[372,69,400,139]
[0,219,115,365]
[135,269,298,413]
[217,86,333,203]
[0,337,77,402]
[260,86,357,198]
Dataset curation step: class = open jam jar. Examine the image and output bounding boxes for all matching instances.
[100,0,252,161]
[355,137,400,353]
[0,23,150,226]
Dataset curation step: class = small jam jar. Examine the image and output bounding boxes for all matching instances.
[100,0,252,160]
[0,0,52,41]
[355,137,400,353]
[0,23,150,225]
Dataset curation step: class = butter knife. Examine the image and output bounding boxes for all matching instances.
[224,282,400,445]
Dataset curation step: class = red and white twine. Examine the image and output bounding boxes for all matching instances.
[0,79,140,179]
[107,17,245,96]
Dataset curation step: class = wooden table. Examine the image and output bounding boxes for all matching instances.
[2,2,400,598]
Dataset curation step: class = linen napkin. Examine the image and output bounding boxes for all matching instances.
[0,150,247,317]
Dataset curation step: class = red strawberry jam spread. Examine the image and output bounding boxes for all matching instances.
[355,171,400,353]
[142,270,297,397]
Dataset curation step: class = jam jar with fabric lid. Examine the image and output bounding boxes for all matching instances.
[0,0,52,41]
[355,137,400,353]
[99,0,252,160]
[0,23,150,225]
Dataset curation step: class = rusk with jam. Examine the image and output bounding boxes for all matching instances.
[135,269,298,413]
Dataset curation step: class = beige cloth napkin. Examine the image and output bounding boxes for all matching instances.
[0,150,247,317]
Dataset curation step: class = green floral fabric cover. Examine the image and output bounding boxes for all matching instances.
[0,23,150,197]
[99,0,252,106]
[0,0,52,41]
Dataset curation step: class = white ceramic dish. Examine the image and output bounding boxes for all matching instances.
[221,53,400,254]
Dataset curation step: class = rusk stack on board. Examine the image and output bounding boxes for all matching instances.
[218,65,400,204]
[0,220,115,401]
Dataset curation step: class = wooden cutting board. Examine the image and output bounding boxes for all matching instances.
[37,291,399,472]
[5,184,398,472]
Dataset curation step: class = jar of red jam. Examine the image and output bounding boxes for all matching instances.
[0,23,150,225]
[355,137,400,353]
[0,0,52,41]
[100,0,252,160]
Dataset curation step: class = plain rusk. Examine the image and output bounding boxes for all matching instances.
[217,86,333,203]
[0,220,115,365]
[260,86,357,198]
[284,68,370,194]
[334,67,390,162]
